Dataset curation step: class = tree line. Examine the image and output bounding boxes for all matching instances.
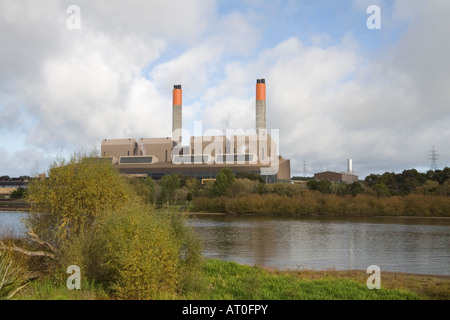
[5,166,449,204]
[364,168,449,197]
[187,168,449,217]
[126,167,449,207]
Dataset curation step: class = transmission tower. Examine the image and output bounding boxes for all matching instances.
[429,145,439,171]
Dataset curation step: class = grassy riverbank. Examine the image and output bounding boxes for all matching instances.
[13,259,449,300]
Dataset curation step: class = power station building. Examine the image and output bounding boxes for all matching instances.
[314,159,359,183]
[101,79,291,182]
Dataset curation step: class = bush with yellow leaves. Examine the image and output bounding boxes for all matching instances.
[25,151,203,299]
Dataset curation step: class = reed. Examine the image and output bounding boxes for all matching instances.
[193,191,450,217]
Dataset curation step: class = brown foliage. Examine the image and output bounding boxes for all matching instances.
[193,188,450,217]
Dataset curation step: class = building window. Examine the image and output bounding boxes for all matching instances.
[128,151,130,156]
[103,152,105,157]
[262,147,265,160]
[165,150,168,162]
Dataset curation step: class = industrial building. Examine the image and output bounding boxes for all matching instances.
[314,159,359,183]
[101,79,291,182]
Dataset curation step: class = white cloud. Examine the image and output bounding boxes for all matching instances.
[79,0,215,44]
[191,1,450,177]
[23,29,166,148]
[150,10,260,96]
[151,42,224,97]
[0,146,53,177]
[0,0,449,178]
[0,0,216,161]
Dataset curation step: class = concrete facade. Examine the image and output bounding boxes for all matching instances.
[190,135,227,158]
[101,134,289,182]
[101,138,137,158]
[138,137,173,163]
[114,154,291,182]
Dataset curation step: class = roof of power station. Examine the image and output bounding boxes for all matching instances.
[101,79,291,183]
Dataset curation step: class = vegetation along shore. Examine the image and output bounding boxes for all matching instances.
[2,165,449,217]
[143,166,449,217]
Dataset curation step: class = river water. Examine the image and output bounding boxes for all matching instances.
[186,214,450,276]
[0,211,27,237]
[2,211,449,275]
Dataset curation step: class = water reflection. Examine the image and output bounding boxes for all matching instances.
[1,211,449,275]
[0,211,27,237]
[187,215,450,275]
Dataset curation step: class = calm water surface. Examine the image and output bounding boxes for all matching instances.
[186,214,450,275]
[0,211,27,237]
[2,211,449,275]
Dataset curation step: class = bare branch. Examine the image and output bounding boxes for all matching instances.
[27,229,59,255]
[6,283,29,300]
[0,240,56,259]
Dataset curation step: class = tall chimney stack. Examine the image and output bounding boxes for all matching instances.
[172,84,182,145]
[256,79,266,134]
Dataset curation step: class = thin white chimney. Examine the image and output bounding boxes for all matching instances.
[347,159,353,173]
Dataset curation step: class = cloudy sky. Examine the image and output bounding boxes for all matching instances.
[0,0,449,178]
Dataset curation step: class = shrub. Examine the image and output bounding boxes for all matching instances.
[193,182,450,217]
[235,172,265,183]
[21,151,204,299]
[261,182,303,197]
[373,183,390,198]
[193,196,227,213]
[184,176,200,200]
[345,182,363,197]
[63,203,203,299]
[100,205,180,299]
[174,188,189,202]
[228,179,259,196]
[0,251,25,300]
[398,194,425,216]
[213,168,235,196]
[380,196,406,216]
[166,213,203,294]
[436,180,450,196]
[26,151,134,244]
[158,174,181,203]
[10,188,26,199]
[127,177,156,204]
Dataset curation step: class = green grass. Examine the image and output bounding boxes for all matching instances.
[196,259,421,300]
[15,277,109,300]
[14,259,433,300]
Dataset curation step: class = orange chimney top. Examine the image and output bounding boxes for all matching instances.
[256,79,265,101]
[173,84,182,105]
